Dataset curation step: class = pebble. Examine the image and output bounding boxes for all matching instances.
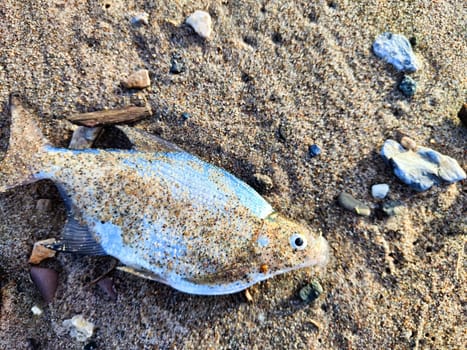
[371,184,389,199]
[35,198,52,212]
[381,200,405,217]
[398,75,417,97]
[62,315,94,342]
[372,32,419,72]
[252,173,274,193]
[130,12,149,26]
[337,192,371,217]
[299,280,323,302]
[97,277,117,302]
[29,238,57,264]
[122,69,151,89]
[31,305,43,316]
[400,136,417,151]
[381,139,466,191]
[186,10,212,39]
[181,112,191,120]
[458,103,467,127]
[30,266,59,303]
[170,54,185,74]
[308,144,322,157]
[83,341,98,350]
[69,126,102,149]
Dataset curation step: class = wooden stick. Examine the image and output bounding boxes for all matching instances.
[67,105,152,127]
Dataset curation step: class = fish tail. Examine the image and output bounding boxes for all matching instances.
[0,93,50,192]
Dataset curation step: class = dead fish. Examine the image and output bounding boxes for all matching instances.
[0,95,329,295]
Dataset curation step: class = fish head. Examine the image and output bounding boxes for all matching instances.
[254,213,329,277]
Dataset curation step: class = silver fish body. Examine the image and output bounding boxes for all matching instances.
[0,96,329,295]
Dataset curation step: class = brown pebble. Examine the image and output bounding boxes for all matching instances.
[29,238,57,264]
[259,264,269,273]
[97,277,117,302]
[122,69,151,89]
[35,199,52,212]
[30,266,58,303]
[458,103,467,127]
[400,136,417,151]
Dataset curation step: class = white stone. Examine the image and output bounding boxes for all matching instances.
[373,32,419,72]
[63,315,94,342]
[186,10,212,39]
[130,12,149,26]
[372,184,390,199]
[31,305,43,316]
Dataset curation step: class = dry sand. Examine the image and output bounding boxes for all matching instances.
[0,1,465,349]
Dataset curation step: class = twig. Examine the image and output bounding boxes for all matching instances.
[67,105,152,127]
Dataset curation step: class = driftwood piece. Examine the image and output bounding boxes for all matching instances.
[67,105,152,127]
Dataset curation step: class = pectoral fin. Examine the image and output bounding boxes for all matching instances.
[47,217,106,255]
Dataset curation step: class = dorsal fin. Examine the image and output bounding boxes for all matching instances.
[116,125,183,153]
[47,217,106,255]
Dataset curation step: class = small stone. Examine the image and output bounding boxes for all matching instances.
[69,126,102,150]
[400,136,417,151]
[122,69,151,89]
[372,32,419,72]
[36,199,52,212]
[457,103,467,127]
[84,341,98,350]
[299,280,323,302]
[308,144,322,157]
[130,12,149,26]
[29,238,57,264]
[181,112,191,120]
[381,200,405,217]
[170,54,185,74]
[30,266,59,303]
[31,305,43,316]
[337,192,371,217]
[252,173,274,193]
[97,277,117,302]
[381,139,466,191]
[398,76,417,97]
[371,184,389,199]
[63,315,94,342]
[186,10,212,39]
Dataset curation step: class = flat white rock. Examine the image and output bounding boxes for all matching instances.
[373,32,419,72]
[186,10,212,39]
[371,184,390,199]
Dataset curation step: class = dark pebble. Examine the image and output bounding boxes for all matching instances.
[299,280,323,302]
[409,36,417,47]
[84,341,98,350]
[398,76,417,97]
[308,144,322,157]
[30,266,58,303]
[170,54,185,74]
[181,112,191,120]
[97,277,117,302]
[457,103,467,127]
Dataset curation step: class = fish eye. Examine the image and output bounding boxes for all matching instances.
[290,233,307,250]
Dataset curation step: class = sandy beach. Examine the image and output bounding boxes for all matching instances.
[0,1,465,349]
